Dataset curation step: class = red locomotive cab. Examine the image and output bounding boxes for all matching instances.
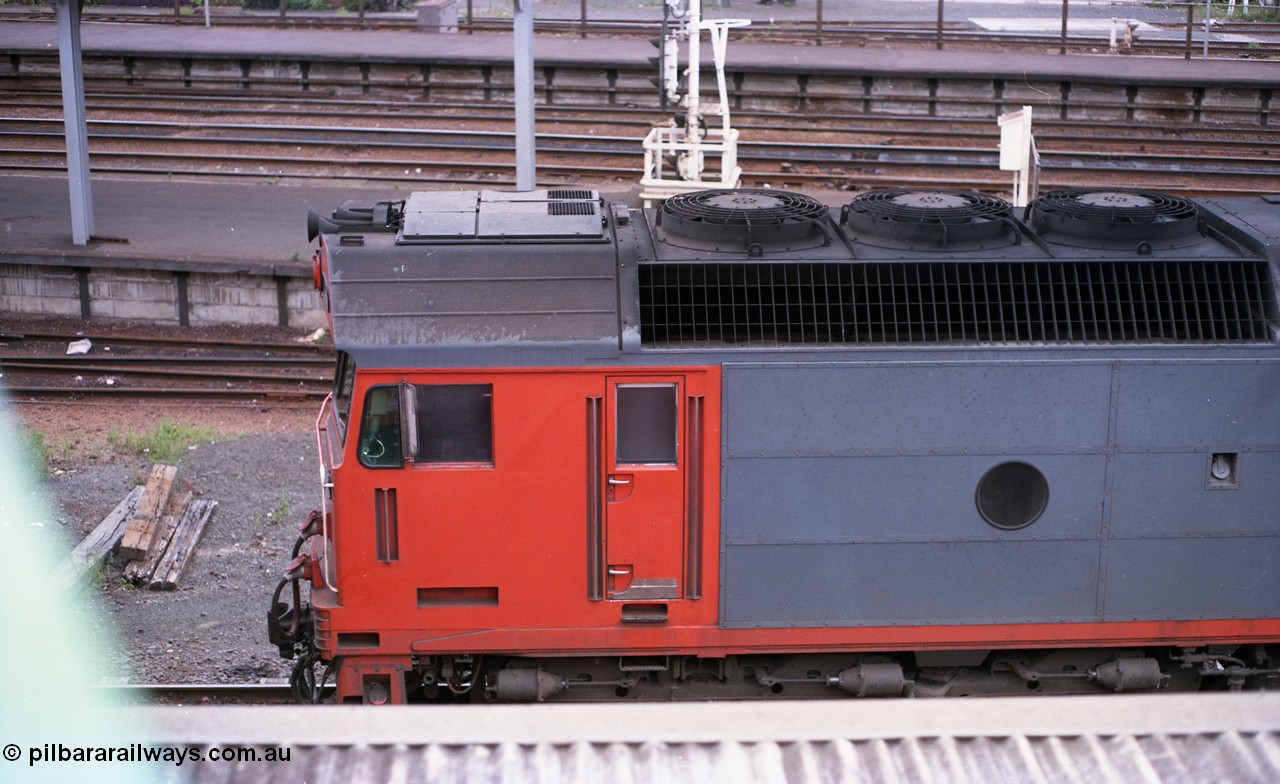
[291,362,722,703]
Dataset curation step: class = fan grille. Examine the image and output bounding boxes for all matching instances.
[658,189,830,251]
[1030,189,1202,249]
[843,189,1015,251]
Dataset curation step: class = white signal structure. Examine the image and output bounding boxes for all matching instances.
[998,105,1040,209]
[639,0,750,204]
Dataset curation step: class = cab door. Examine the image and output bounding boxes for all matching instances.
[603,376,686,600]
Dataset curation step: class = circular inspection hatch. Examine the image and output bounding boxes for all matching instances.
[975,462,1050,530]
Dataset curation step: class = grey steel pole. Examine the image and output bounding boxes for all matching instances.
[1203,0,1211,59]
[1185,3,1193,59]
[514,0,536,190]
[1059,0,1069,55]
[935,0,944,50]
[56,0,94,245]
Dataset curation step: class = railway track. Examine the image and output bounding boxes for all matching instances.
[99,682,301,705]
[8,91,1279,152]
[2,92,1277,195]
[0,330,334,402]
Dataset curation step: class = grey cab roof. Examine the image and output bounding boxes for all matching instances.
[323,189,624,368]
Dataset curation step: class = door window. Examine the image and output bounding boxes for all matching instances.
[615,383,678,465]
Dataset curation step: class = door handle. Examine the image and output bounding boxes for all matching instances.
[608,477,632,486]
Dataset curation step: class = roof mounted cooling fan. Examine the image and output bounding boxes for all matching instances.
[1029,189,1203,250]
[841,189,1016,251]
[657,189,831,253]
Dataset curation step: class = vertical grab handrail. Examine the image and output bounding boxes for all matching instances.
[586,396,605,601]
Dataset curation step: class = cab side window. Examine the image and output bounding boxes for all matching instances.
[415,384,493,464]
[358,386,402,468]
[357,383,494,468]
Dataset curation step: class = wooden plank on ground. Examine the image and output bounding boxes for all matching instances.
[117,464,178,561]
[123,490,192,585]
[50,485,144,595]
[150,499,218,591]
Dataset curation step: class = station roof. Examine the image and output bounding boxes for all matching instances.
[132,692,1280,783]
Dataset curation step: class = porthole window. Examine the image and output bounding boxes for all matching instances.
[975,462,1049,530]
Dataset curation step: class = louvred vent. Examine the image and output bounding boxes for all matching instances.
[639,261,1277,346]
[1030,189,1203,250]
[842,189,1016,251]
[657,189,830,253]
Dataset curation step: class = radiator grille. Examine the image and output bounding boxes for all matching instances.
[548,201,596,216]
[639,261,1277,345]
[547,189,596,200]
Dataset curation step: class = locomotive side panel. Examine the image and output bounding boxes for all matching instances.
[720,361,1111,628]
[721,358,1280,630]
[1105,360,1280,620]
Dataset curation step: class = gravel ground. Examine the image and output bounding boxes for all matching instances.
[42,415,318,685]
[8,318,322,686]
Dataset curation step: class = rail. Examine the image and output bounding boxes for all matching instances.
[96,682,302,704]
[0,330,334,402]
[3,90,1277,196]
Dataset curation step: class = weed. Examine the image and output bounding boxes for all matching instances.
[267,494,291,525]
[108,420,218,464]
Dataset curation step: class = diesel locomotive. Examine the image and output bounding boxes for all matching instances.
[269,186,1280,703]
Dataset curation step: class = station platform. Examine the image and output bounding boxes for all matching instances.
[2,20,1279,87]
[1,175,373,277]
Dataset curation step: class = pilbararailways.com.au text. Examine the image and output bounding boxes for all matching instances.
[4,743,292,767]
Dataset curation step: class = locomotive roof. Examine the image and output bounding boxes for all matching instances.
[316,189,1280,367]
[319,189,628,368]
